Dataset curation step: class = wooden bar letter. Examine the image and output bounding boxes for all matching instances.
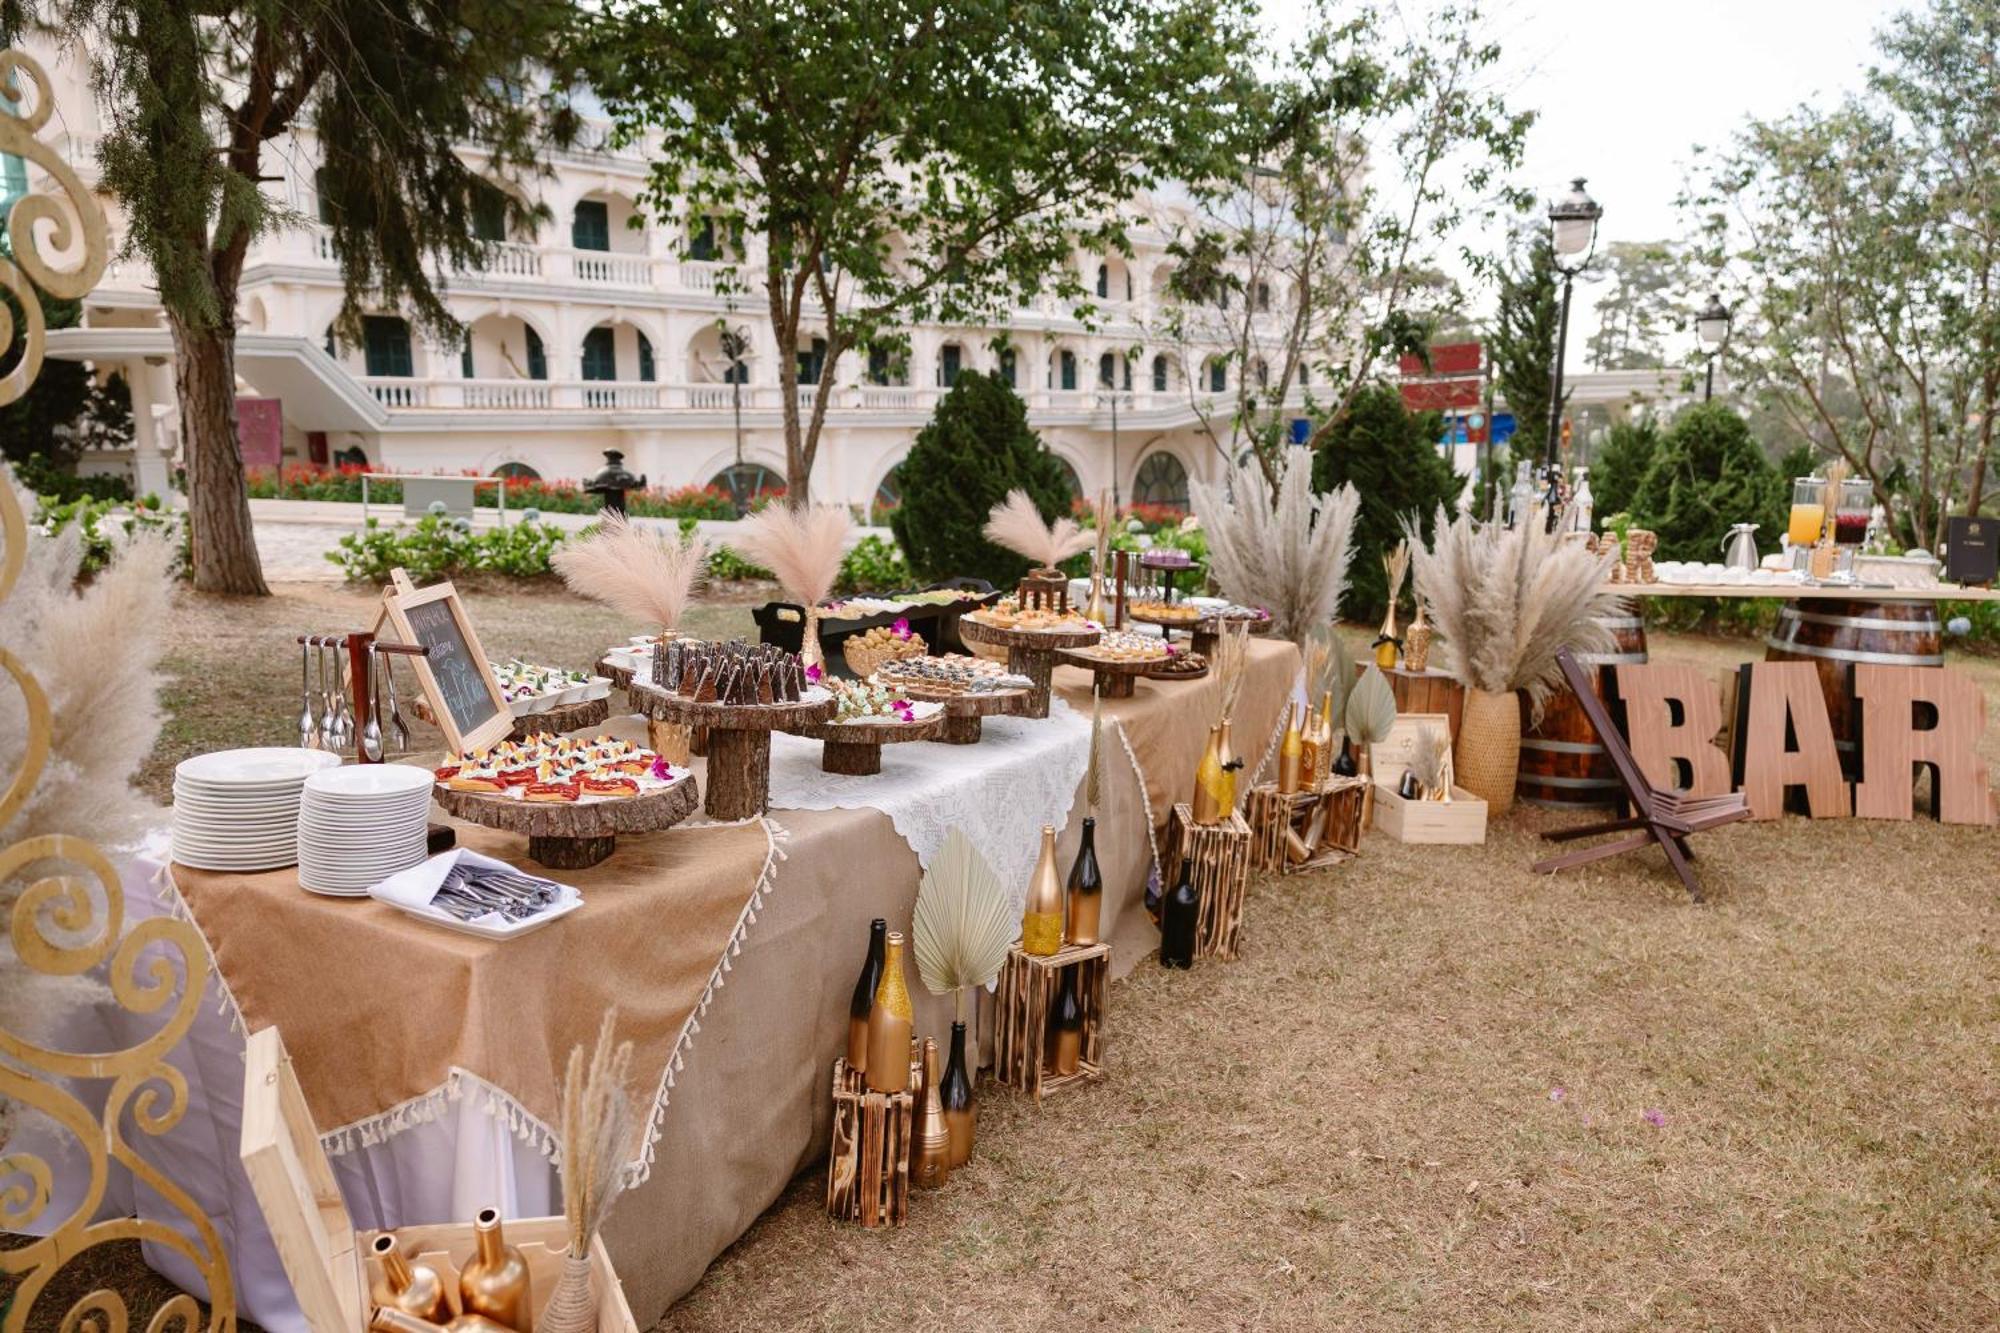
[1740,662,1850,820]
[1615,663,1733,798]
[1853,665,1996,825]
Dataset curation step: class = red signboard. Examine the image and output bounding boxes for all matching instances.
[1397,341,1483,378]
[236,397,285,469]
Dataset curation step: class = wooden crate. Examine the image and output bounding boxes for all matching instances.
[993,942,1111,1102]
[1371,782,1488,844]
[239,1026,638,1333]
[1244,781,1367,872]
[825,1047,921,1228]
[1165,803,1252,960]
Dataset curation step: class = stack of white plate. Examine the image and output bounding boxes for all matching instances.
[296,765,434,896]
[172,748,342,871]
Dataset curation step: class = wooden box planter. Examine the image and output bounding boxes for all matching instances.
[1371,713,1488,844]
[994,942,1111,1103]
[1165,803,1252,961]
[1245,781,1367,873]
[825,1047,923,1228]
[239,1026,638,1332]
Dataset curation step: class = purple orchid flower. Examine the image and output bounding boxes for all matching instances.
[892,617,912,639]
[806,662,823,683]
[650,755,673,781]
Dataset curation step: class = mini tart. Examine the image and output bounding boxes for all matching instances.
[523,781,580,803]
[579,775,640,799]
[497,766,537,787]
[433,763,462,781]
[446,772,503,793]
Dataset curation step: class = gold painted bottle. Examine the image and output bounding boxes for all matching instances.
[847,918,886,1075]
[913,1037,950,1188]
[1192,722,1225,823]
[1277,703,1304,794]
[1297,693,1326,790]
[369,1233,453,1326]
[864,931,913,1093]
[1021,825,1064,956]
[1065,816,1102,948]
[370,1311,516,1333]
[459,1208,533,1333]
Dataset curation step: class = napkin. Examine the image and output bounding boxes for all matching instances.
[370,848,580,922]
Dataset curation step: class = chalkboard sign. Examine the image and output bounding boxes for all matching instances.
[384,578,510,754]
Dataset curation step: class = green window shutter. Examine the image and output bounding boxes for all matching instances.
[638,331,656,382]
[363,316,413,377]
[572,200,610,252]
[581,327,617,380]
[526,326,547,380]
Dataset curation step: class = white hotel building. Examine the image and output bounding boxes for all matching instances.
[30,46,1302,515]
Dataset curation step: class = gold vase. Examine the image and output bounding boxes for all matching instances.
[913,1038,950,1189]
[369,1234,453,1326]
[1084,555,1108,626]
[1277,703,1304,794]
[459,1209,534,1333]
[1455,687,1520,815]
[864,932,914,1092]
[1020,825,1064,956]
[1403,620,1432,674]
[800,606,825,672]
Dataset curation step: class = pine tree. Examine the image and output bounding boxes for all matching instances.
[1489,230,1559,467]
[1310,383,1461,624]
[1630,403,1785,562]
[889,371,1075,586]
[1589,418,1661,520]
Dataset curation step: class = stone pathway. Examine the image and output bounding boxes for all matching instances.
[255,520,355,584]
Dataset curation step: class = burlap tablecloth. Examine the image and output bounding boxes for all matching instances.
[169,635,1300,1322]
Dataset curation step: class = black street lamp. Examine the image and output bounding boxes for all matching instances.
[1695,293,1731,402]
[1544,178,1602,471]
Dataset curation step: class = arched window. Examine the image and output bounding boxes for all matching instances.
[1206,359,1227,393]
[1255,280,1271,312]
[872,470,902,524]
[1053,455,1083,499]
[526,326,547,380]
[493,461,541,481]
[1298,360,1310,387]
[581,327,617,381]
[1098,351,1117,389]
[1095,263,1109,299]
[939,343,964,387]
[1152,355,1169,392]
[1133,452,1189,509]
[638,331,658,383]
[362,316,413,377]
[866,341,905,386]
[797,337,828,385]
[460,333,473,380]
[572,199,610,252]
[999,348,1018,387]
[1050,349,1077,391]
[710,463,784,515]
[472,180,510,243]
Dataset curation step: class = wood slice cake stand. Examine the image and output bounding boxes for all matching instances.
[792,712,946,775]
[897,685,1034,744]
[632,682,836,820]
[416,694,613,744]
[433,776,699,869]
[956,618,1101,719]
[1057,648,1179,698]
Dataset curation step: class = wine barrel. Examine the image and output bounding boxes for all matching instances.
[1516,613,1648,808]
[1763,598,1942,775]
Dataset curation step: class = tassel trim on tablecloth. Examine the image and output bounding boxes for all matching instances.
[148,815,792,1178]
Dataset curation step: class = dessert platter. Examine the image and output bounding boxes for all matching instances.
[431,732,699,868]
[842,620,928,678]
[1059,629,1198,697]
[630,638,837,819]
[414,656,614,741]
[872,653,1036,744]
[792,678,947,775]
[1130,598,1272,657]
[957,600,1102,718]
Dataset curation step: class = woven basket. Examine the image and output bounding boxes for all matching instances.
[844,632,927,679]
[1454,687,1521,815]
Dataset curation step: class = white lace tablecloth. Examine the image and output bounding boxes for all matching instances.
[766,698,1091,900]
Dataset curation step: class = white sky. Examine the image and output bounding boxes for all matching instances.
[1264,0,1900,369]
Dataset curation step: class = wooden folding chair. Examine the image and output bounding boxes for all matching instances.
[1532,648,1751,901]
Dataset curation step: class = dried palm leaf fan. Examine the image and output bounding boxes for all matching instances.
[984,489,1094,611]
[542,1010,637,1333]
[1188,445,1361,644]
[1403,508,1623,811]
[1345,663,1398,822]
[552,511,708,640]
[912,828,1017,1026]
[728,502,853,668]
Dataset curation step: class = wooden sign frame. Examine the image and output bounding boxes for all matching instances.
[381,573,511,755]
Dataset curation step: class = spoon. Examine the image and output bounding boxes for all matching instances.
[316,639,340,750]
[360,645,384,763]
[299,640,318,748]
[382,652,411,753]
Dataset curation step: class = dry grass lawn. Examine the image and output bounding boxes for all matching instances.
[57,583,2000,1331]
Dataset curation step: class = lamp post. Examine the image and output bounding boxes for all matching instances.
[1695,293,1731,402]
[1544,178,1602,474]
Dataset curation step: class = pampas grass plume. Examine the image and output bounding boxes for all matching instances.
[983,490,1093,568]
[729,503,851,607]
[552,511,707,634]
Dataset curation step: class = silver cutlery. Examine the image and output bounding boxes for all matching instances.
[298,640,318,748]
[316,638,340,750]
[382,651,411,753]
[360,645,384,763]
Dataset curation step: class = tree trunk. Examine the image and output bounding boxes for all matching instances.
[171,315,269,595]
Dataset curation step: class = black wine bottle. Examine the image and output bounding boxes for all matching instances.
[940,1019,976,1168]
[1065,816,1103,947]
[1332,735,1359,777]
[1397,768,1419,800]
[1048,968,1083,1075]
[1160,857,1199,968]
[847,918,886,1073]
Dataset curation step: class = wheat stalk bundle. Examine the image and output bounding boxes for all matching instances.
[1404,508,1624,720]
[552,511,708,636]
[982,489,1094,570]
[912,828,1017,1025]
[1085,686,1104,814]
[728,503,852,608]
[1382,541,1410,613]
[557,1010,637,1257]
[1409,723,1455,800]
[1210,620,1250,725]
[1189,446,1360,644]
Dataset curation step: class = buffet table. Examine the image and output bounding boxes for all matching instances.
[55,637,1300,1330]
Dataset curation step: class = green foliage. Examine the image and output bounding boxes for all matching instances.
[1488,227,1559,467]
[1309,383,1461,624]
[325,515,567,583]
[834,535,910,595]
[890,372,1075,587]
[0,277,135,477]
[584,0,1254,497]
[1582,241,1683,371]
[11,452,132,504]
[1627,403,1785,563]
[1589,418,1661,521]
[705,545,773,582]
[33,492,187,579]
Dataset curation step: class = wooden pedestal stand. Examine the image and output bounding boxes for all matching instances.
[898,685,1034,744]
[957,617,1100,719]
[418,693,611,744]
[433,775,700,869]
[826,1045,922,1229]
[793,712,945,775]
[630,682,835,820]
[994,941,1110,1103]
[1126,606,1207,642]
[594,653,638,693]
[1057,647,1176,698]
[1245,779,1367,873]
[1166,803,1252,961]
[1187,614,1273,661]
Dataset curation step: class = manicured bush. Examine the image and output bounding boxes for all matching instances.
[834,534,910,594]
[1588,418,1659,521]
[890,371,1075,587]
[324,514,568,583]
[1628,403,1785,564]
